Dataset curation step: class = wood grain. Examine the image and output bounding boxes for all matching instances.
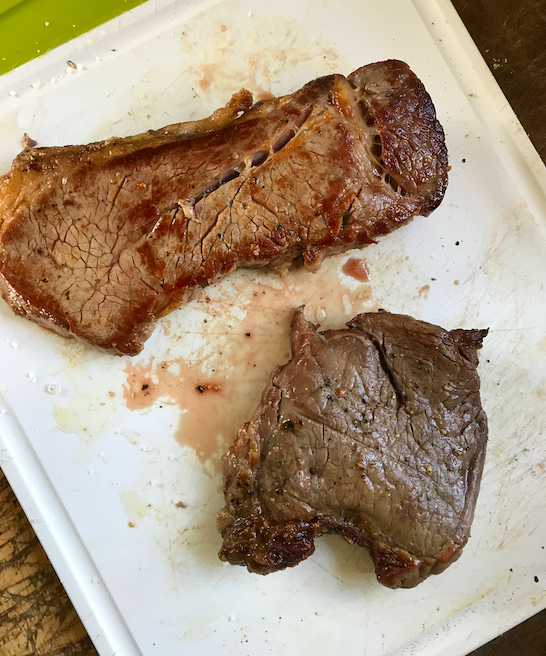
[452,0,546,162]
[0,1,545,655]
[468,608,546,656]
[0,470,96,656]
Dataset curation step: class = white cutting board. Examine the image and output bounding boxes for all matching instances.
[1,1,545,655]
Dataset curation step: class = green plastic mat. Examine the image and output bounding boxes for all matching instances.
[0,0,147,77]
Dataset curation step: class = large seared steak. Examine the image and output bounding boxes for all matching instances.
[0,61,447,354]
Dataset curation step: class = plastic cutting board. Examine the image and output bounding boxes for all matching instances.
[0,1,545,655]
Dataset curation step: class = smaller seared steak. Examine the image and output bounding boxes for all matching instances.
[217,308,488,588]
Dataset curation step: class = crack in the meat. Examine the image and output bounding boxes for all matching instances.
[194,190,237,264]
[286,393,385,445]
[354,99,408,197]
[352,331,406,411]
[192,164,244,205]
[357,99,376,129]
[189,105,313,208]
[341,186,363,234]
[104,175,128,224]
[198,216,221,265]
[225,180,245,231]
[250,149,269,167]
[248,195,280,227]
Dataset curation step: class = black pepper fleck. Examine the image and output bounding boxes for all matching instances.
[142,384,149,390]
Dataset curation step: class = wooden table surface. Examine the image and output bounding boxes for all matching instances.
[1,1,545,654]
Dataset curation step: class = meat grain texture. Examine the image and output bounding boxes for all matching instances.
[218,308,488,589]
[0,60,448,354]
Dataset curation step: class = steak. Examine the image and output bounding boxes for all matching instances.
[0,60,448,355]
[217,308,488,589]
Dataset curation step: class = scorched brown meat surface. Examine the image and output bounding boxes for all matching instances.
[218,308,488,589]
[0,60,448,355]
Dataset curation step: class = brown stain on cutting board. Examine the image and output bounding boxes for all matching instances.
[175,1,348,109]
[123,357,233,468]
[341,257,370,282]
[194,259,374,330]
[534,378,546,399]
[416,284,430,299]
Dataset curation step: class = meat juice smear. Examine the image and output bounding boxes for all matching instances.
[123,358,228,468]
[122,258,374,469]
[341,258,370,282]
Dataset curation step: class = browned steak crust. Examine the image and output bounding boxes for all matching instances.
[218,308,487,589]
[0,61,448,354]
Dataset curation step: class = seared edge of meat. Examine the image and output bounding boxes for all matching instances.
[0,61,448,355]
[218,308,487,589]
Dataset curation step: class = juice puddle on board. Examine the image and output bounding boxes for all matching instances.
[123,357,233,471]
[122,255,375,469]
[341,257,369,282]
